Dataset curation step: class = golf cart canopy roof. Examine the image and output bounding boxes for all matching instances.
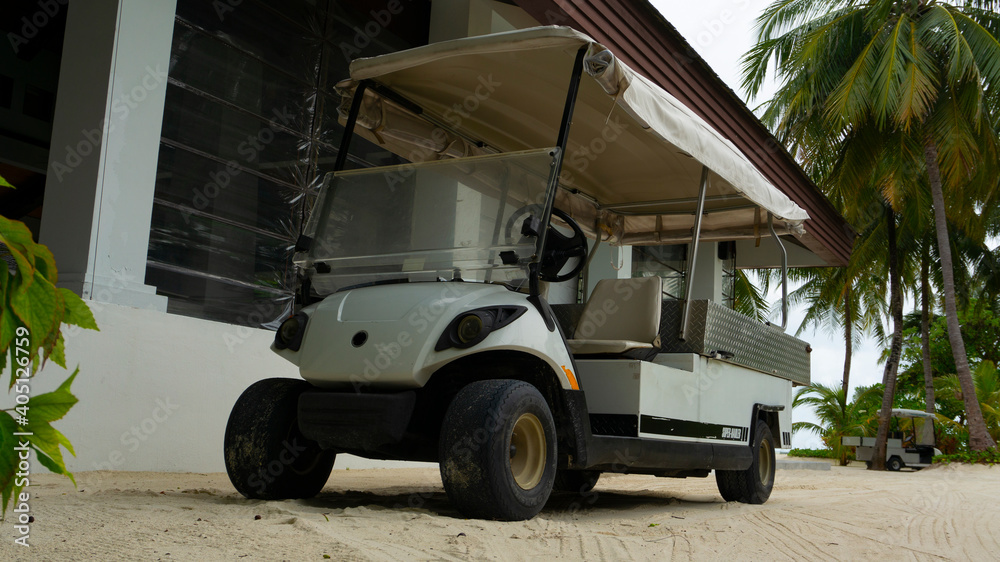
[891,409,938,419]
[336,26,810,246]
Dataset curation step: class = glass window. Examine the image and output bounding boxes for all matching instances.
[301,149,556,295]
[720,241,736,310]
[147,0,431,327]
[632,245,686,300]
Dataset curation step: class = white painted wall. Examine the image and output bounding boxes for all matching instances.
[14,302,430,473]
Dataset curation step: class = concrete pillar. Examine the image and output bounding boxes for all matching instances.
[688,241,724,303]
[39,0,175,311]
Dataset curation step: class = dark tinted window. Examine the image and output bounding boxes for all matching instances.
[147,0,430,327]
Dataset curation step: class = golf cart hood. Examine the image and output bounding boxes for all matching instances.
[336,26,809,246]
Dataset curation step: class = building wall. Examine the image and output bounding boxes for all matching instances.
[25,300,432,472]
[25,0,535,473]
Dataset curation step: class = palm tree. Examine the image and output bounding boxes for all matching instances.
[775,264,887,397]
[919,234,937,414]
[744,0,1000,457]
[936,361,1000,443]
[734,270,771,323]
[793,382,882,465]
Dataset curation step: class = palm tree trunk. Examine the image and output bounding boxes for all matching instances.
[921,240,935,414]
[924,139,996,450]
[871,207,904,471]
[842,287,853,399]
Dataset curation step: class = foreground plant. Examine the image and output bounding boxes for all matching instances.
[0,173,98,518]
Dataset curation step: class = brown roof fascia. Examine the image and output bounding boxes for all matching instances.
[513,0,854,266]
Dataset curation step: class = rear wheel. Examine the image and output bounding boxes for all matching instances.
[439,380,557,520]
[716,422,775,504]
[887,456,904,471]
[225,378,335,500]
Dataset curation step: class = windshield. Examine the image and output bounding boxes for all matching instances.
[297,148,557,295]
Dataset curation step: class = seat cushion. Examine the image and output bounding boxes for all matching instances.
[571,277,662,346]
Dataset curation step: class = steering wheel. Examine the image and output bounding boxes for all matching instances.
[504,205,589,283]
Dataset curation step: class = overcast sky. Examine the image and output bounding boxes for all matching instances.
[656,1,888,447]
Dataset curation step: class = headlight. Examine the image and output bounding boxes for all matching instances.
[274,312,308,351]
[435,306,527,351]
[456,314,484,344]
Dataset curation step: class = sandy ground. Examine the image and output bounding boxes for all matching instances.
[1,462,998,561]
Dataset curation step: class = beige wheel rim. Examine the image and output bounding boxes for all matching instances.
[510,413,546,490]
[758,438,772,485]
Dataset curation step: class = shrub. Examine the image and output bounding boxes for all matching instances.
[932,449,1000,465]
[786,448,837,459]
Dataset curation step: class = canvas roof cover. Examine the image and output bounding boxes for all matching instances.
[336,26,809,245]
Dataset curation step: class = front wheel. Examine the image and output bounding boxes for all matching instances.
[439,380,557,521]
[715,421,776,504]
[224,378,335,500]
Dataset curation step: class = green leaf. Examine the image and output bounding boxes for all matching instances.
[0,216,37,276]
[0,271,13,379]
[10,270,62,346]
[0,174,12,189]
[60,289,99,331]
[25,416,75,474]
[31,242,58,286]
[50,332,66,369]
[0,412,23,518]
[33,449,74,486]
[28,369,79,423]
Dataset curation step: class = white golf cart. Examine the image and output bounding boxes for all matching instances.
[224,27,816,521]
[842,408,942,471]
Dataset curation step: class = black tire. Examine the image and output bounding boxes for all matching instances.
[553,470,601,494]
[887,456,904,471]
[715,422,776,504]
[225,378,335,500]
[439,380,557,521]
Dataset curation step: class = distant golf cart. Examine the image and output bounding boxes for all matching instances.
[224,27,822,520]
[842,409,942,471]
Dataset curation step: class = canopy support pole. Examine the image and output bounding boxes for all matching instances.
[531,45,588,298]
[332,80,369,173]
[297,79,368,252]
[679,166,710,341]
[768,212,788,330]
